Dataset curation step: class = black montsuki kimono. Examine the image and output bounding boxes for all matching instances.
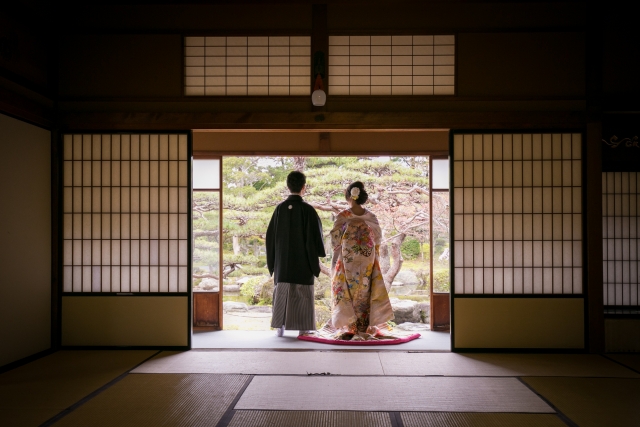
[266,194,326,330]
[266,195,326,285]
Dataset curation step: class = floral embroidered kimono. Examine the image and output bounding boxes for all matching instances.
[329,209,394,337]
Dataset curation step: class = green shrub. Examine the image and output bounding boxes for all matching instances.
[400,237,421,260]
[433,269,450,292]
[239,276,265,304]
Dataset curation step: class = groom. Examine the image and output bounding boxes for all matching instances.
[266,170,326,337]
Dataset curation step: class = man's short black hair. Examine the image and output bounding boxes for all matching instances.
[287,170,306,194]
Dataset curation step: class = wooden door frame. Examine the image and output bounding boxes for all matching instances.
[192,155,224,330]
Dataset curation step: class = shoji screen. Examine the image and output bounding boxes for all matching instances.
[62,134,189,293]
[61,133,190,347]
[603,172,640,308]
[184,36,311,96]
[453,133,582,294]
[451,133,585,350]
[329,35,455,95]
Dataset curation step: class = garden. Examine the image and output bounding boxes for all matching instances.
[192,156,450,330]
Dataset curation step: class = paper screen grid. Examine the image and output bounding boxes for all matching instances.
[62,134,189,293]
[328,35,455,95]
[184,36,311,96]
[452,134,583,295]
[603,172,640,306]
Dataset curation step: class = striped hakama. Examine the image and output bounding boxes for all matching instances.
[270,282,316,331]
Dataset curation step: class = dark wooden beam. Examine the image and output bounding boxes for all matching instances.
[0,85,54,129]
[58,111,587,131]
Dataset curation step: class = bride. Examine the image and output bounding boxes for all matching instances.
[328,181,394,339]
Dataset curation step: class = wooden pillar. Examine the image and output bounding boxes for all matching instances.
[585,0,605,353]
[586,122,604,353]
[51,130,61,349]
[311,3,328,112]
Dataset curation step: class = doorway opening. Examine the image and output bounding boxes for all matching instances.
[192,155,450,346]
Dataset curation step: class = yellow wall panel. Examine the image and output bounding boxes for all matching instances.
[605,319,640,352]
[454,298,584,349]
[62,296,188,346]
[0,113,52,367]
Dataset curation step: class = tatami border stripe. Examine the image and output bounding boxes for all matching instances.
[389,411,405,427]
[602,354,640,375]
[516,377,579,427]
[39,350,162,427]
[215,375,255,427]
[0,348,56,374]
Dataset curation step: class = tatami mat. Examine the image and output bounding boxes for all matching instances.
[607,353,640,373]
[379,352,640,377]
[235,376,555,412]
[229,411,393,427]
[0,350,155,427]
[523,377,640,427]
[54,374,247,427]
[132,350,385,375]
[401,412,567,427]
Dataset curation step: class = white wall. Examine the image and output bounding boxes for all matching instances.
[0,113,51,367]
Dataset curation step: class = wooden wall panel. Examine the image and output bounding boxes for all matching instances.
[193,292,220,328]
[457,32,585,98]
[59,35,182,98]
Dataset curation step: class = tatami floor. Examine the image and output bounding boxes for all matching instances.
[1,346,639,427]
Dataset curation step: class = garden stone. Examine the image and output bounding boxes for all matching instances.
[199,278,219,291]
[223,301,248,312]
[395,322,430,331]
[236,276,252,285]
[394,270,419,285]
[223,284,241,293]
[390,298,420,323]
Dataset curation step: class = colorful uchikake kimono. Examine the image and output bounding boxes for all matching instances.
[329,209,394,338]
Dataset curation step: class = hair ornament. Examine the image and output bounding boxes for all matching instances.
[350,187,360,200]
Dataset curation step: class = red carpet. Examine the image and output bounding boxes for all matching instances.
[298,332,421,346]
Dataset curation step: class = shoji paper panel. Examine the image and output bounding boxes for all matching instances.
[603,172,640,306]
[185,36,310,96]
[62,134,189,293]
[452,133,582,294]
[329,35,455,95]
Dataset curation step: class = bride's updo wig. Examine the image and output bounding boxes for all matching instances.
[345,181,368,205]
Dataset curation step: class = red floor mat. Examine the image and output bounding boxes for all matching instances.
[298,332,421,346]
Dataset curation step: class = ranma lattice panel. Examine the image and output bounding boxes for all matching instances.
[452,134,583,294]
[329,35,455,95]
[62,134,189,293]
[185,36,311,96]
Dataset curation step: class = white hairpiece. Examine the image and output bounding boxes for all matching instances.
[350,187,360,200]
